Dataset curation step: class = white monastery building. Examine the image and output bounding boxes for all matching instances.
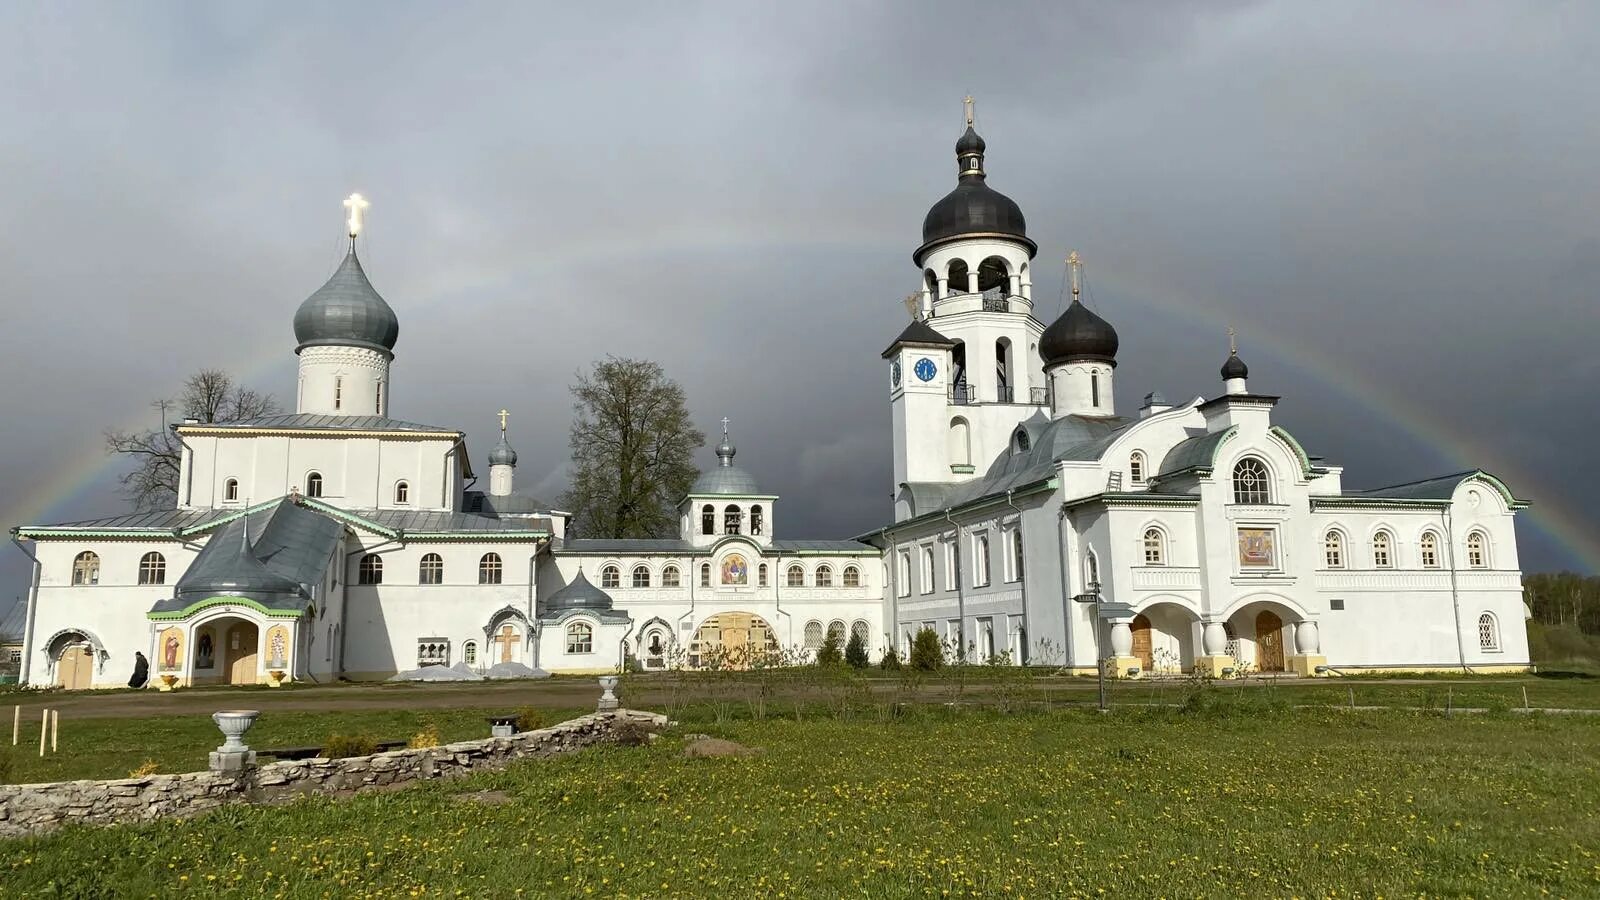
[11,104,1530,689]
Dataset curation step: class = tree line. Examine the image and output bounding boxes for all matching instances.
[1523,572,1600,635]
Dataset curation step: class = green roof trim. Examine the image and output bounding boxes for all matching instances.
[1310,496,1450,510]
[295,498,400,539]
[1268,425,1314,479]
[1064,492,1200,510]
[146,596,309,622]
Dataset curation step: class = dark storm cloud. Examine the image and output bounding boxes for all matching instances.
[2,1,1597,610]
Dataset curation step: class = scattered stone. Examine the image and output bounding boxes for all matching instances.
[683,736,758,759]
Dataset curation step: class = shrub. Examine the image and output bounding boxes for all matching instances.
[879,647,903,671]
[409,723,441,749]
[128,759,159,778]
[515,707,543,733]
[845,631,869,669]
[816,634,843,667]
[322,734,377,759]
[909,627,944,672]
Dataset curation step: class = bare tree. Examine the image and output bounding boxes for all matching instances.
[105,369,281,510]
[561,356,704,539]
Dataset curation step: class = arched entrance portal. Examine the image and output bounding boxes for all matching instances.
[1130,615,1153,671]
[1255,611,1286,673]
[222,621,260,685]
[56,644,94,690]
[691,612,778,669]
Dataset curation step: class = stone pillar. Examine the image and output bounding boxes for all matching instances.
[937,276,949,300]
[597,675,620,713]
[209,710,259,773]
[1195,620,1233,678]
[1008,274,1021,297]
[1106,619,1141,679]
[967,270,979,294]
[1288,620,1327,677]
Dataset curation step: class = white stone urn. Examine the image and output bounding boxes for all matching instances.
[597,675,620,712]
[212,710,260,753]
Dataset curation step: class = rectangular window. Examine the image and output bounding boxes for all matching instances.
[1330,598,1346,611]
[897,551,911,598]
[334,376,343,410]
[416,639,449,667]
[944,540,956,589]
[921,546,935,594]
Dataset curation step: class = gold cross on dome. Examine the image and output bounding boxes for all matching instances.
[344,193,370,238]
[963,95,975,127]
[498,408,509,432]
[1227,326,1237,354]
[1067,250,1082,297]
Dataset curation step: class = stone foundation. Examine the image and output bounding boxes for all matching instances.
[0,709,664,840]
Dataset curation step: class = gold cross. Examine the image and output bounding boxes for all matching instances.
[721,416,730,438]
[343,193,370,238]
[498,408,509,432]
[963,95,975,127]
[1067,250,1082,298]
[492,623,517,663]
[1227,326,1237,354]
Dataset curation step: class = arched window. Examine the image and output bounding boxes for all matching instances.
[463,641,478,665]
[758,563,769,587]
[947,258,970,293]
[419,553,443,585]
[701,504,715,535]
[751,505,764,536]
[922,547,935,594]
[1129,451,1146,485]
[138,551,166,585]
[566,621,594,654]
[601,565,621,589]
[305,472,324,498]
[843,565,861,587]
[827,620,846,644]
[1372,531,1393,568]
[1013,428,1030,453]
[804,621,823,650]
[1085,550,1100,589]
[975,535,991,586]
[995,338,1012,402]
[699,563,711,587]
[1091,371,1100,408]
[224,478,239,502]
[632,564,651,588]
[1478,612,1499,651]
[358,554,383,584]
[948,418,971,467]
[815,565,833,588]
[977,255,1009,294]
[1231,457,1270,504]
[1142,528,1165,566]
[724,504,742,535]
[479,552,502,584]
[924,267,938,297]
[1324,530,1345,569]
[394,481,409,505]
[333,376,343,410]
[851,620,871,647]
[1420,531,1440,568]
[375,381,382,415]
[71,551,100,586]
[787,564,805,587]
[662,565,681,588]
[1010,531,1025,581]
[1466,531,1488,568]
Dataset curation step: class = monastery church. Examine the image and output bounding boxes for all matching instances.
[10,103,1531,689]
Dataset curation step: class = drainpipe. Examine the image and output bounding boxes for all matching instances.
[528,542,541,668]
[11,537,41,685]
[1005,490,1029,665]
[1056,505,1076,670]
[945,509,966,658]
[676,554,698,657]
[343,533,405,678]
[882,527,896,653]
[1441,507,1475,675]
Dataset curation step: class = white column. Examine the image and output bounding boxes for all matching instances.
[966,269,979,293]
[1109,621,1133,657]
[1008,274,1021,296]
[1295,621,1320,655]
[1203,621,1228,655]
[937,277,949,300]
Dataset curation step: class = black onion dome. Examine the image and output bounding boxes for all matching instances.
[1040,298,1119,367]
[915,125,1036,263]
[954,125,985,156]
[1221,352,1249,380]
[293,249,400,355]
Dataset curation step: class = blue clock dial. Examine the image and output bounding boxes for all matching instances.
[891,360,902,386]
[914,357,938,382]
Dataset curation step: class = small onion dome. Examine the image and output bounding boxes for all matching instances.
[293,248,400,355]
[545,571,614,611]
[1221,352,1249,380]
[488,433,518,467]
[1040,297,1119,367]
[954,124,986,156]
[691,439,762,495]
[916,126,1035,263]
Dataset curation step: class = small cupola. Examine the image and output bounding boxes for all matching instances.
[1041,252,1119,418]
[1221,328,1249,395]
[488,409,518,497]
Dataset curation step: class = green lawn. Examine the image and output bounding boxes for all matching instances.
[4,706,1599,897]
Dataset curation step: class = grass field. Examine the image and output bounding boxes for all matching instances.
[2,704,1598,897]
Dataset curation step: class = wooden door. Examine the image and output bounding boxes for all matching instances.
[1130,615,1154,671]
[225,623,260,685]
[56,645,93,690]
[1255,611,1285,672]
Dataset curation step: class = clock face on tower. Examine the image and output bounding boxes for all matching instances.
[914,357,938,383]
[891,359,902,387]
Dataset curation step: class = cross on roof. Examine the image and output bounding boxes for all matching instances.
[721,416,730,438]
[1227,326,1237,354]
[498,408,509,432]
[963,95,975,127]
[344,193,370,239]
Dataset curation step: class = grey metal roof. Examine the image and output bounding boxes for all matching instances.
[1349,470,1523,507]
[347,509,552,535]
[182,413,458,434]
[543,570,615,613]
[770,540,877,553]
[159,500,343,612]
[559,538,695,554]
[689,440,764,496]
[899,413,1131,519]
[17,507,229,534]
[0,601,25,642]
[463,491,552,517]
[1155,427,1236,479]
[882,319,956,359]
[293,248,400,355]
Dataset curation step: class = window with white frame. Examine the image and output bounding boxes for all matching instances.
[1478,612,1499,651]
[394,481,409,504]
[419,553,444,585]
[1231,457,1271,504]
[358,554,383,584]
[479,552,502,584]
[462,641,477,665]
[1466,531,1488,568]
[1372,531,1394,568]
[945,540,956,588]
[1085,551,1099,588]
[1129,451,1146,485]
[724,504,742,535]
[662,565,681,587]
[566,621,594,654]
[224,478,239,502]
[1008,531,1024,582]
[974,534,991,586]
[700,563,712,587]
[827,621,846,645]
[1142,528,1164,566]
[843,565,860,587]
[921,547,935,594]
[789,564,806,588]
[138,551,166,585]
[1324,530,1345,569]
[632,564,651,588]
[1420,531,1440,568]
[305,472,324,498]
[758,563,769,587]
[816,565,833,588]
[851,620,871,648]
[803,620,823,650]
[417,639,449,667]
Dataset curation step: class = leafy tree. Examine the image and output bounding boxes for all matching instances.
[845,630,869,669]
[1523,572,1600,635]
[909,627,943,672]
[104,369,280,510]
[816,633,843,667]
[561,357,704,538]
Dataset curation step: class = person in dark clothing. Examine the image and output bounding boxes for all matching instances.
[128,651,149,689]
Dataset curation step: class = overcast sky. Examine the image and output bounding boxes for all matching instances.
[2,1,1597,611]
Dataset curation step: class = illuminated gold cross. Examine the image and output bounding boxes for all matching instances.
[344,193,370,238]
[1068,250,1082,298]
[498,408,509,432]
[963,95,975,127]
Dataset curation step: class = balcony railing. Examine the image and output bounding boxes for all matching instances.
[949,383,1051,406]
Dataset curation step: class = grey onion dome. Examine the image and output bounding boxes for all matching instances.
[690,438,762,495]
[488,433,518,467]
[1040,298,1120,367]
[954,124,985,155]
[917,125,1035,262]
[293,248,400,356]
[545,571,614,611]
[1220,352,1249,380]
